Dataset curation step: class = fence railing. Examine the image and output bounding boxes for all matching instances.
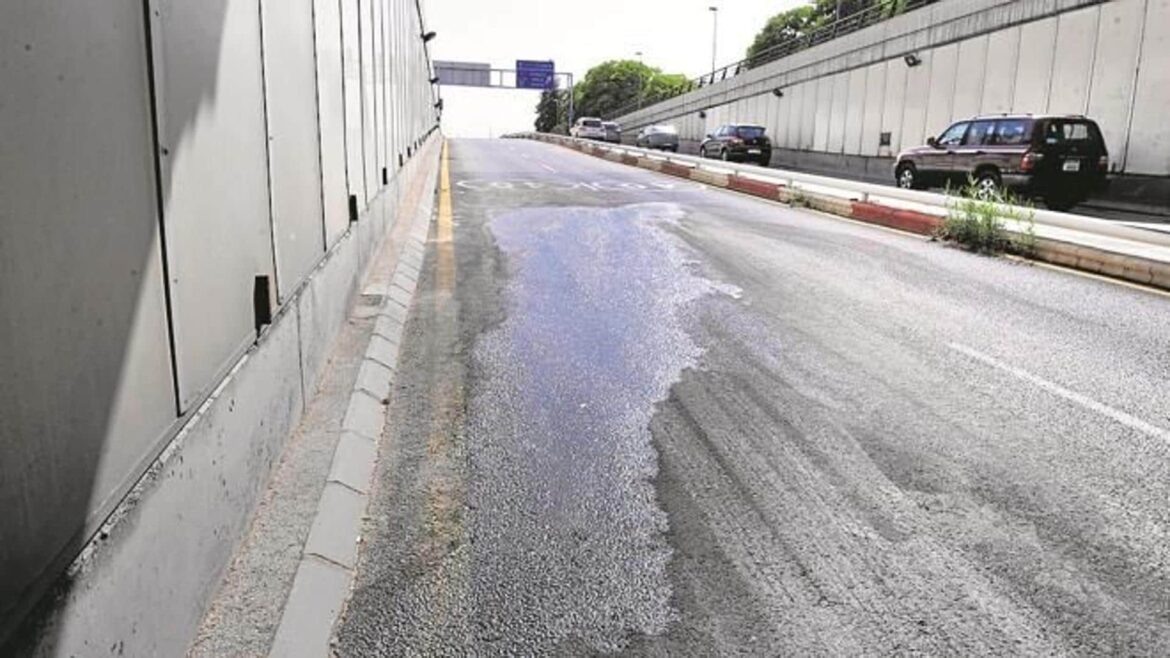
[605,0,937,120]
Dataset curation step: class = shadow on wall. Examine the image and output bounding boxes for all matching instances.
[0,0,236,651]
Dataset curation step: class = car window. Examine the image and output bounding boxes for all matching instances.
[736,126,766,139]
[963,121,996,146]
[1043,120,1101,144]
[715,126,727,137]
[990,119,1031,145]
[937,122,969,146]
[582,119,601,128]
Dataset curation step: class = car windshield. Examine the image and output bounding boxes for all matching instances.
[735,126,766,139]
[653,125,677,134]
[603,123,618,129]
[582,119,602,128]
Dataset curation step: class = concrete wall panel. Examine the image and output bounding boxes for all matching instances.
[900,53,931,149]
[341,0,366,205]
[1047,5,1100,114]
[799,80,816,150]
[951,35,988,121]
[1127,0,1170,176]
[813,75,832,152]
[315,0,351,246]
[359,0,377,201]
[881,59,907,155]
[924,43,958,139]
[1012,16,1058,114]
[981,26,1020,114]
[827,72,850,154]
[844,67,868,156]
[860,63,886,157]
[154,0,275,411]
[1086,0,1142,172]
[0,0,176,628]
[262,0,327,299]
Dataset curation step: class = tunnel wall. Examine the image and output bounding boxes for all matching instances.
[617,0,1170,179]
[0,0,439,651]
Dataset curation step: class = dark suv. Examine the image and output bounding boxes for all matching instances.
[894,114,1109,210]
[700,124,772,165]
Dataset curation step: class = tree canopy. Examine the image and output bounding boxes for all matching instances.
[533,60,690,132]
[745,0,910,68]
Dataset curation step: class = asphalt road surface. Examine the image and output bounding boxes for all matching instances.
[335,138,1170,656]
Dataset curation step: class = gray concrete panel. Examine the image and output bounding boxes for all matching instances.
[262,0,327,300]
[152,0,276,411]
[951,35,988,121]
[924,42,958,138]
[1047,5,1100,115]
[981,26,1020,114]
[341,0,367,205]
[860,63,886,157]
[881,59,907,155]
[360,0,378,201]
[314,0,352,246]
[1012,16,1058,114]
[0,0,176,632]
[813,76,833,152]
[900,52,931,149]
[1086,0,1143,172]
[844,67,867,156]
[828,73,850,154]
[1126,0,1170,176]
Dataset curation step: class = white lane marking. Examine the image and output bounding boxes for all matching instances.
[539,162,558,173]
[949,342,1170,444]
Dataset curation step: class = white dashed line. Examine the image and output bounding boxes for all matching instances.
[539,163,558,173]
[949,342,1169,444]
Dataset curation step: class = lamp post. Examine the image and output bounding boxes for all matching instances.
[708,6,718,74]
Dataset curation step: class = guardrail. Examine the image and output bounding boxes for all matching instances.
[520,132,1170,251]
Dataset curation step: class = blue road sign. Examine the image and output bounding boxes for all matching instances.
[516,60,555,90]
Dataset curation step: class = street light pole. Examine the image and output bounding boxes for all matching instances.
[709,6,718,74]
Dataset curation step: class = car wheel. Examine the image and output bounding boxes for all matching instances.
[974,169,1002,199]
[720,148,730,161]
[699,146,707,158]
[896,164,919,190]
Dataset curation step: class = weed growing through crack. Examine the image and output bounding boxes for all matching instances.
[939,179,1036,256]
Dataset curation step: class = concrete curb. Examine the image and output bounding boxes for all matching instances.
[267,141,440,658]
[534,136,1170,294]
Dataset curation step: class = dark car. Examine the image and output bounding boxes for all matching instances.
[635,125,680,152]
[602,121,622,144]
[700,124,772,165]
[894,114,1109,210]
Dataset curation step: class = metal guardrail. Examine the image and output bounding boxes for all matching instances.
[606,0,938,120]
[523,133,1170,251]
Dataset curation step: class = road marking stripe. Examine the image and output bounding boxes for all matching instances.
[539,162,557,173]
[949,342,1169,444]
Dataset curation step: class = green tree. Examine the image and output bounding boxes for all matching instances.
[535,88,569,133]
[745,1,913,68]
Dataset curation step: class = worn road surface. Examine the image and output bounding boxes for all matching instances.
[335,138,1170,656]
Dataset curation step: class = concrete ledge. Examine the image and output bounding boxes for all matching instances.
[690,168,730,187]
[302,483,365,569]
[533,136,1170,294]
[267,557,350,658]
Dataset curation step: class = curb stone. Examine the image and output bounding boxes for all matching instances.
[268,139,440,658]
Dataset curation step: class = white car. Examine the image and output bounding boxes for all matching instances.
[570,117,606,140]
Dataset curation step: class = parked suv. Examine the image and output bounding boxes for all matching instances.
[894,114,1109,210]
[700,124,772,165]
[570,117,606,140]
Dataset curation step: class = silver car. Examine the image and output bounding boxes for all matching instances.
[635,125,679,152]
[602,121,622,143]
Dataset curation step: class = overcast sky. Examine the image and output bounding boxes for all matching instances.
[423,0,806,137]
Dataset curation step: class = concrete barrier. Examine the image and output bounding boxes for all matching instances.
[527,133,1170,293]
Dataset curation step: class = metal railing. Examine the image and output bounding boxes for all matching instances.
[605,0,937,120]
